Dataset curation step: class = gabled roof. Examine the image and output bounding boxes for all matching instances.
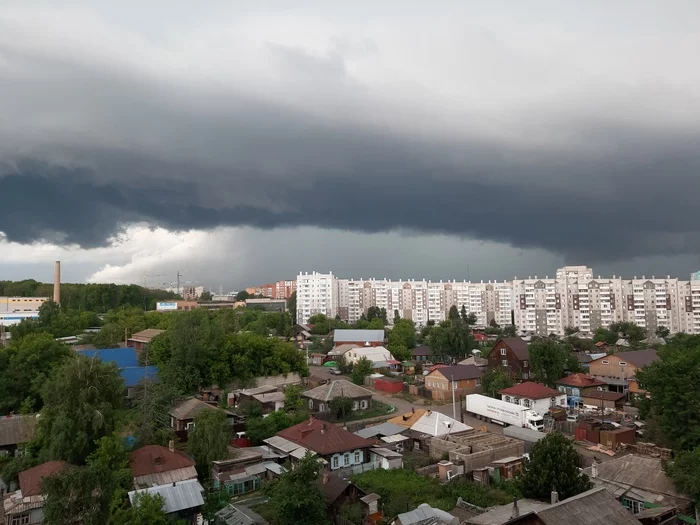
[554,373,606,388]
[76,347,138,367]
[387,409,428,428]
[499,382,562,400]
[580,390,626,401]
[128,479,204,514]
[412,346,432,357]
[302,379,374,402]
[428,364,483,381]
[354,422,407,439]
[319,473,353,505]
[276,418,374,455]
[169,397,234,421]
[19,461,68,497]
[618,348,659,367]
[327,343,356,356]
[129,329,165,342]
[333,329,384,343]
[121,366,159,388]
[129,445,196,478]
[409,411,471,437]
[535,487,642,525]
[491,338,529,360]
[395,503,459,525]
[215,504,269,525]
[0,414,37,447]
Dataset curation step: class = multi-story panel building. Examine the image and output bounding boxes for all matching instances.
[297,268,700,337]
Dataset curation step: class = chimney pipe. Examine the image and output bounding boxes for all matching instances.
[511,496,519,519]
[551,489,559,505]
[53,261,61,305]
[168,440,175,453]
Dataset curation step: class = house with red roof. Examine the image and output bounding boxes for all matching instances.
[268,417,374,471]
[554,373,608,408]
[129,442,198,489]
[1,460,67,525]
[499,382,567,414]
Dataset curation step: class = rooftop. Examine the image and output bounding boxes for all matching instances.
[19,460,68,497]
[499,382,562,400]
[395,503,459,525]
[412,345,432,356]
[492,338,529,360]
[327,343,357,356]
[535,487,642,525]
[333,329,384,343]
[169,397,234,421]
[387,408,429,428]
[466,499,548,524]
[252,392,286,403]
[580,390,626,401]
[129,329,165,342]
[429,364,483,381]
[129,445,196,478]
[76,347,138,368]
[128,479,204,514]
[555,373,606,388]
[0,414,37,448]
[354,422,407,439]
[121,366,159,388]
[319,473,353,504]
[277,417,374,455]
[302,379,374,402]
[590,348,659,368]
[215,504,269,525]
[410,411,472,437]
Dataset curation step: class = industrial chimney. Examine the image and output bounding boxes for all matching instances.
[53,261,61,305]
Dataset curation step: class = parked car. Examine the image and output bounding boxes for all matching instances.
[330,367,342,375]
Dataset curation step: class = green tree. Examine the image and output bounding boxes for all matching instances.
[287,291,297,323]
[656,326,671,339]
[131,379,178,446]
[481,367,515,398]
[393,309,401,324]
[0,332,71,413]
[329,397,354,420]
[284,385,304,413]
[387,318,416,361]
[351,357,373,385]
[38,355,124,464]
[366,306,387,325]
[266,453,330,525]
[528,340,577,387]
[668,447,700,505]
[235,290,251,301]
[200,290,213,302]
[448,305,460,322]
[502,325,517,337]
[42,464,116,525]
[109,492,169,525]
[187,409,230,475]
[636,335,700,451]
[520,433,592,501]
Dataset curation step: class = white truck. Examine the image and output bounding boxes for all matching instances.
[465,394,544,431]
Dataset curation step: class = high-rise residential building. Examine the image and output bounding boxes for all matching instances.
[246,280,297,300]
[296,267,700,337]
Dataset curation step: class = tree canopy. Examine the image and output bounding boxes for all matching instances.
[387,318,416,361]
[528,339,580,387]
[187,409,231,475]
[520,432,592,501]
[351,357,373,385]
[481,367,515,398]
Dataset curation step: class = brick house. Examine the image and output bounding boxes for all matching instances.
[587,349,658,394]
[554,373,607,408]
[487,338,530,380]
[424,365,483,401]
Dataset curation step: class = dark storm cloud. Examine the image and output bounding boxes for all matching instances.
[2,2,700,265]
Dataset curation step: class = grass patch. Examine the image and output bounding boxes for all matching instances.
[342,400,395,422]
[402,450,434,471]
[393,392,418,403]
[352,469,514,519]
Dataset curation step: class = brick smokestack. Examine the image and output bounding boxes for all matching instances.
[53,261,61,305]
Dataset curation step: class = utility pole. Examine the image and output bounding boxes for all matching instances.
[452,374,456,420]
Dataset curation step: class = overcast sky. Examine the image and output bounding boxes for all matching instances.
[1,1,700,290]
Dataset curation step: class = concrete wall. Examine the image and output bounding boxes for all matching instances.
[429,436,524,472]
[255,373,302,388]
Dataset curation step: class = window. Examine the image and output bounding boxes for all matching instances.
[476,378,481,386]
[354,451,361,463]
[344,453,350,465]
[522,372,529,379]
[502,359,508,367]
[186,422,195,431]
[11,514,30,525]
[523,360,528,368]
[601,360,609,365]
[619,362,627,366]
[504,396,510,403]
[523,399,531,408]
[353,401,359,410]
[309,399,314,409]
[332,456,339,469]
[360,400,368,409]
[550,397,556,407]
[500,348,507,356]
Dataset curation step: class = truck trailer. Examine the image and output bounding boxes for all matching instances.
[465,394,544,431]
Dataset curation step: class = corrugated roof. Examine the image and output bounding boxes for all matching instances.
[333,329,384,343]
[129,329,165,341]
[369,447,402,459]
[555,373,606,388]
[581,391,626,401]
[354,422,407,439]
[387,408,429,428]
[319,473,352,505]
[121,366,159,388]
[409,411,472,437]
[277,418,374,455]
[169,397,234,421]
[252,392,286,403]
[19,461,68,497]
[617,349,659,368]
[536,487,642,525]
[302,379,374,402]
[499,382,562,400]
[429,364,483,381]
[129,445,196,478]
[396,503,459,525]
[76,347,139,367]
[263,436,303,454]
[412,346,432,356]
[129,479,204,514]
[466,499,548,524]
[327,343,356,356]
[0,414,37,447]
[215,504,269,525]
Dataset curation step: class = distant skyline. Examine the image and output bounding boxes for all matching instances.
[2,1,700,288]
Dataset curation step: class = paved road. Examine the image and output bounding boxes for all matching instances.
[309,365,503,432]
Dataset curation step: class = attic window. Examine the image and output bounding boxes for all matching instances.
[619,362,627,366]
[601,360,609,365]
[500,348,507,356]
[154,456,164,466]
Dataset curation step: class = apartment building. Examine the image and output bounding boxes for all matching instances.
[246,280,297,300]
[297,267,700,337]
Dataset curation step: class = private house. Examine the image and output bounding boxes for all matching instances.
[251,392,286,414]
[326,343,356,362]
[270,417,374,471]
[215,504,269,525]
[411,346,433,363]
[333,329,385,348]
[487,338,530,379]
[310,353,325,366]
[126,328,165,354]
[588,349,659,394]
[390,503,459,525]
[169,398,240,441]
[387,408,429,429]
[302,379,374,413]
[584,455,694,516]
[554,373,607,408]
[293,324,313,348]
[129,443,198,489]
[369,448,403,470]
[499,382,567,413]
[1,461,67,525]
[344,346,395,366]
[408,411,472,452]
[425,365,483,401]
[0,414,36,457]
[128,479,205,524]
[580,390,626,410]
[319,471,366,520]
[458,355,489,368]
[75,347,159,397]
[576,352,607,372]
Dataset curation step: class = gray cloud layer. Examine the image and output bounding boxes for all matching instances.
[2,2,700,267]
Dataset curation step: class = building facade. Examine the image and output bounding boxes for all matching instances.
[296,267,700,337]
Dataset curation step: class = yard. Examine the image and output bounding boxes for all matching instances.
[344,400,395,421]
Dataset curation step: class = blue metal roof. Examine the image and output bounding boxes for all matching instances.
[76,348,139,368]
[121,366,159,388]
